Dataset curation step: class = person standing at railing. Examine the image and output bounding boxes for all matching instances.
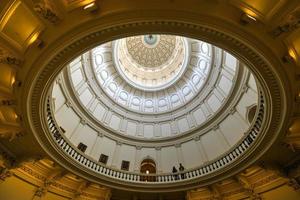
[179,163,185,179]
[172,166,178,180]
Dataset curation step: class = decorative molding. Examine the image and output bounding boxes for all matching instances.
[155,146,161,150]
[0,47,22,67]
[0,99,16,106]
[34,1,61,24]
[271,7,300,37]
[136,146,142,150]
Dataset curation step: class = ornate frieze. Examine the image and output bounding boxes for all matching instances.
[34,1,61,24]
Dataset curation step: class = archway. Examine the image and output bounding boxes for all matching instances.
[140,158,156,182]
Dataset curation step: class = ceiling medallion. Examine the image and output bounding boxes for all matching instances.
[143,34,159,47]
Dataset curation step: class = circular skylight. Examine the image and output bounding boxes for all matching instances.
[113,35,189,91]
[143,34,159,46]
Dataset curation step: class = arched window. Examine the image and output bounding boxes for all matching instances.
[140,158,156,182]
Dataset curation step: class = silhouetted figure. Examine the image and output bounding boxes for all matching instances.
[179,163,185,179]
[172,166,178,180]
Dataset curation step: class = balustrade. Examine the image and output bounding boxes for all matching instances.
[45,91,265,183]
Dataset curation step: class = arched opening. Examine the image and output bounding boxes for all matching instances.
[140,158,156,182]
[247,105,257,124]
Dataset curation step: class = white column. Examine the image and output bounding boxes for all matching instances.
[201,103,212,118]
[134,146,142,172]
[155,147,162,173]
[231,108,248,130]
[86,96,97,111]
[77,83,87,95]
[171,120,179,135]
[213,87,225,102]
[89,100,99,112]
[53,96,65,114]
[89,134,100,158]
[54,102,69,118]
[111,142,122,168]
[213,125,230,150]
[175,144,185,165]
[69,119,85,140]
[194,136,209,163]
[204,101,214,115]
[103,109,112,124]
[136,123,143,137]
[119,118,127,133]
[187,113,196,128]
[154,123,161,137]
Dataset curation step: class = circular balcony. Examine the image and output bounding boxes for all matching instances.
[46,90,265,188]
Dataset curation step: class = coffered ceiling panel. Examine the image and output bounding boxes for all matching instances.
[0,0,43,51]
[230,0,287,20]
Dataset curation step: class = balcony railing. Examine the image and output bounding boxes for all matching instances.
[45,91,265,183]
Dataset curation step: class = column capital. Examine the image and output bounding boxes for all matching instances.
[229,107,236,115]
[155,146,161,150]
[193,135,200,141]
[175,143,181,148]
[97,132,104,137]
[212,125,219,131]
[80,119,87,125]
[66,101,72,108]
[136,146,142,150]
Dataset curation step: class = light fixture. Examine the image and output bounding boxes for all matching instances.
[296,92,300,102]
[282,49,297,63]
[245,14,257,21]
[83,2,98,12]
[288,48,297,61]
[11,76,15,86]
[146,170,149,174]
[28,32,44,48]
[28,32,39,45]
[240,12,257,25]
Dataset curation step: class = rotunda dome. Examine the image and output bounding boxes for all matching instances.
[47,34,263,191]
